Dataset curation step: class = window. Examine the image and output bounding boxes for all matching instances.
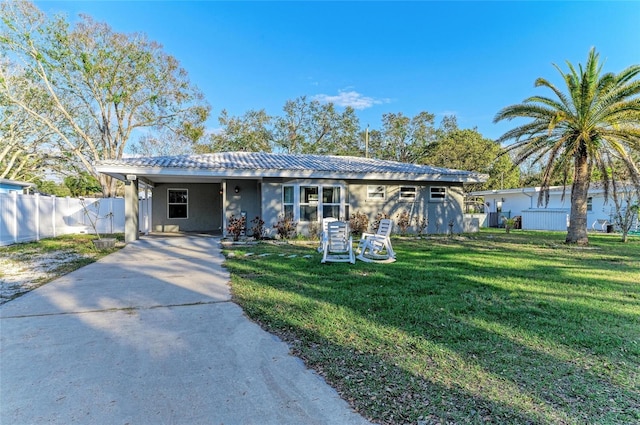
[300,186,318,222]
[399,186,417,201]
[587,197,593,212]
[168,189,188,219]
[283,186,294,218]
[430,186,446,202]
[281,183,347,223]
[367,185,386,200]
[322,187,341,218]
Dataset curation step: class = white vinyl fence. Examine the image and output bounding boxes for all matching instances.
[0,193,150,246]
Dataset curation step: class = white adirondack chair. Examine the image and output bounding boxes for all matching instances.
[356,218,396,263]
[592,218,610,232]
[321,221,355,264]
[318,217,339,253]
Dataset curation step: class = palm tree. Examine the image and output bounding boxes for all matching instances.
[495,48,640,244]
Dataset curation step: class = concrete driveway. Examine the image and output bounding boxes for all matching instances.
[0,235,372,425]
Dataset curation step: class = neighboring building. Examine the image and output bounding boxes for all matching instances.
[469,184,635,231]
[95,152,487,243]
[0,178,35,194]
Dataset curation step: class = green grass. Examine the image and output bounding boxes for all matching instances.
[224,230,640,425]
[0,233,123,255]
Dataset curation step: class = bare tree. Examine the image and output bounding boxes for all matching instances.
[0,1,210,196]
[0,63,56,180]
[610,184,639,243]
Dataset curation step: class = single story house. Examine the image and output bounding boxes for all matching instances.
[469,184,636,231]
[95,152,487,243]
[0,178,35,194]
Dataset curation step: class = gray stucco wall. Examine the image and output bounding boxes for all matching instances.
[224,179,261,236]
[348,182,466,234]
[151,179,466,236]
[152,183,221,232]
[261,182,282,237]
[260,179,466,236]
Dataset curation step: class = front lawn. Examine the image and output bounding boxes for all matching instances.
[224,230,639,425]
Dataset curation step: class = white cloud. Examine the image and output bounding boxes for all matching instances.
[312,90,390,110]
[206,126,224,136]
[438,110,458,117]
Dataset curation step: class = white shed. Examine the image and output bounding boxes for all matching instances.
[469,185,621,231]
[521,208,569,231]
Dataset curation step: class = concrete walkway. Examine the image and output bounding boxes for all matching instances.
[0,235,372,425]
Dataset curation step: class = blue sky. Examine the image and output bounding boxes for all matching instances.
[36,1,640,141]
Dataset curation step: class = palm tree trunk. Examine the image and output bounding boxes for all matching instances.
[566,153,590,245]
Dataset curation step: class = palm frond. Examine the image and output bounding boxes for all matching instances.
[613,64,640,86]
[496,48,638,240]
[534,77,575,113]
[525,95,573,115]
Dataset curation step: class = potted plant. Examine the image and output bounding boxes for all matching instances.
[80,198,117,249]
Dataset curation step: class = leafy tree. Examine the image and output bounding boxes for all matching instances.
[438,114,459,134]
[34,179,71,197]
[196,109,273,153]
[495,48,640,245]
[0,1,210,196]
[64,172,102,197]
[374,112,438,163]
[427,128,520,191]
[359,127,382,158]
[517,156,568,188]
[272,96,361,155]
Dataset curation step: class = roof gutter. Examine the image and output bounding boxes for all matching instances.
[95,165,489,184]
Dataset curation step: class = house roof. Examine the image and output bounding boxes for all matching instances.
[469,182,633,197]
[0,178,35,188]
[95,152,488,184]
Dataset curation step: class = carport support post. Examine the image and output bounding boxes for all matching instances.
[125,177,139,243]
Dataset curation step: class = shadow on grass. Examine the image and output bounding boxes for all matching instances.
[225,234,640,424]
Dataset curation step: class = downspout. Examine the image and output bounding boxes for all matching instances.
[144,184,150,235]
[522,189,534,209]
[221,180,227,237]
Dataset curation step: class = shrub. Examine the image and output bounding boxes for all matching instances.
[396,210,411,235]
[503,217,516,234]
[372,212,390,233]
[414,214,428,236]
[273,214,297,240]
[250,216,265,240]
[349,211,369,236]
[227,215,246,241]
[308,220,320,241]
